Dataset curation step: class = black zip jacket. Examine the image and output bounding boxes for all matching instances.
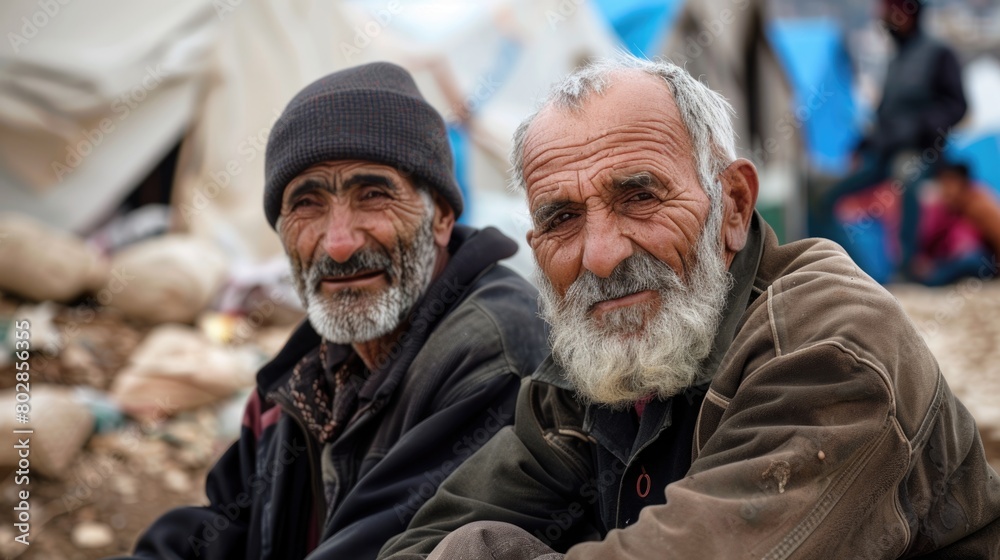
[865,27,966,157]
[115,225,548,560]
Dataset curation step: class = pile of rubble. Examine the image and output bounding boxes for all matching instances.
[0,213,302,559]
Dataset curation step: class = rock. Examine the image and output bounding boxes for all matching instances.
[103,235,228,324]
[0,385,95,478]
[110,474,137,500]
[71,521,114,549]
[13,302,63,356]
[0,526,20,556]
[175,447,210,469]
[0,213,109,302]
[163,468,191,493]
[110,324,257,421]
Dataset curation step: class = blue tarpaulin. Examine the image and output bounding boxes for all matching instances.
[768,19,860,175]
[591,0,683,56]
[946,131,1000,195]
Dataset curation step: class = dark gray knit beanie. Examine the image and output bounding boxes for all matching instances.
[264,62,463,228]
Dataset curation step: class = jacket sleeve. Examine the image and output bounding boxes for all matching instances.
[112,393,263,559]
[378,378,602,560]
[305,372,528,560]
[564,343,906,559]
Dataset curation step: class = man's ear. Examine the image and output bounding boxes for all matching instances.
[430,191,456,248]
[719,158,759,260]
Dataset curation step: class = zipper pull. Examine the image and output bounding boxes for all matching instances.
[636,465,651,498]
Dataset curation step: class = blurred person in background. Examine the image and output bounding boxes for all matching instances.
[821,0,967,278]
[380,54,1000,560]
[113,62,548,560]
[913,161,1000,286]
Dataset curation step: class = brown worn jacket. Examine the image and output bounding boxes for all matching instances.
[381,215,1000,559]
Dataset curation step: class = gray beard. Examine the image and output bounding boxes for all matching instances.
[536,205,733,409]
[291,212,437,344]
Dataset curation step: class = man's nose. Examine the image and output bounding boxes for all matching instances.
[580,213,632,278]
[321,209,365,263]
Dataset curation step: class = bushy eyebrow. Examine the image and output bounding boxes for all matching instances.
[613,171,654,191]
[282,179,324,208]
[532,201,572,226]
[342,174,398,192]
[284,173,399,205]
[531,172,663,226]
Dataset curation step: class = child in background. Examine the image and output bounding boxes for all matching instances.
[914,162,1000,285]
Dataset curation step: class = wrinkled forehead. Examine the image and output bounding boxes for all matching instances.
[520,71,695,189]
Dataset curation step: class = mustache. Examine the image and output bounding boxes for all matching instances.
[306,248,394,289]
[562,251,684,311]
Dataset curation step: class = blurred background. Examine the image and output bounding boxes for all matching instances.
[1,0,999,557]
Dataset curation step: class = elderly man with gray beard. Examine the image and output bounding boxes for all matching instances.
[379,55,1000,560]
[118,62,548,560]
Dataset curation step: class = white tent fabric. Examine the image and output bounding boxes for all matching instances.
[0,0,217,232]
[958,55,1000,138]
[169,0,364,261]
[1,0,619,276]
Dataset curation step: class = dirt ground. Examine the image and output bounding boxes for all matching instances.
[1,281,999,559]
[890,281,1000,474]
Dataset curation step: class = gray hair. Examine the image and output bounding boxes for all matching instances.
[510,54,738,203]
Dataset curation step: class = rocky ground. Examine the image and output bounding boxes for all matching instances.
[0,282,998,559]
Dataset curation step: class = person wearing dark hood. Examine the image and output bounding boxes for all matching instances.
[822,0,966,278]
[112,62,548,560]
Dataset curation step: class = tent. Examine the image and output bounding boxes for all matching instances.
[947,132,1000,196]
[944,55,1000,196]
[0,0,621,280]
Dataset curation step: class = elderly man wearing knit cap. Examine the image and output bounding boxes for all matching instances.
[117,62,548,560]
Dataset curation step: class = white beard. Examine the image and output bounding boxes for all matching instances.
[292,211,437,344]
[536,206,733,408]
